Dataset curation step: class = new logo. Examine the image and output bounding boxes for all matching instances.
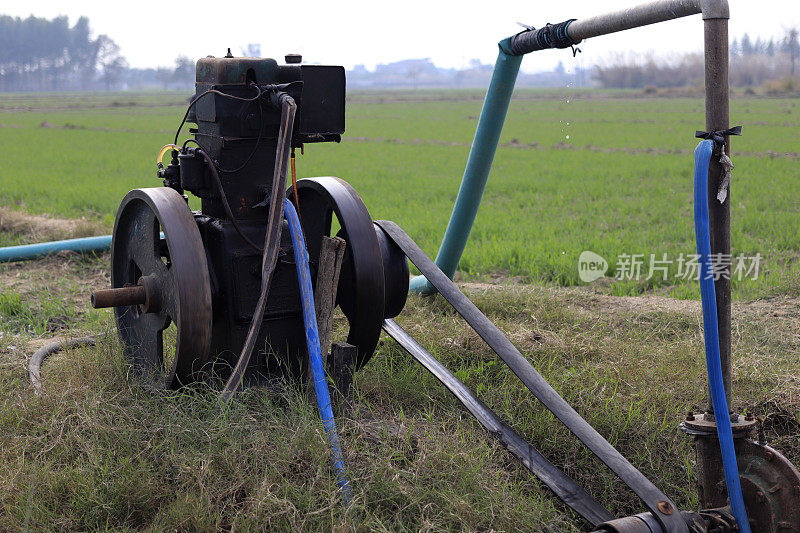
[578,251,608,283]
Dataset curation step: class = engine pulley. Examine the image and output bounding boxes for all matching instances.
[105,188,212,388]
[294,177,408,370]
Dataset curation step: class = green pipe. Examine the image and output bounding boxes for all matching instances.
[409,38,522,294]
[0,235,112,263]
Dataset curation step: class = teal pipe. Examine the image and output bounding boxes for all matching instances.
[409,38,522,295]
[0,235,112,263]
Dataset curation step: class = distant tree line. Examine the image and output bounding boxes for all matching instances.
[594,29,800,90]
[124,57,195,91]
[8,14,795,93]
[0,15,199,92]
[0,15,128,91]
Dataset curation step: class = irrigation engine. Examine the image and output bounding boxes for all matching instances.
[13,1,800,531]
[90,54,408,395]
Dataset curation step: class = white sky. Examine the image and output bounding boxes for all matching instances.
[7,1,800,73]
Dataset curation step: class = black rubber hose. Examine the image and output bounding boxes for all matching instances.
[28,336,100,393]
[219,93,297,403]
[509,19,580,55]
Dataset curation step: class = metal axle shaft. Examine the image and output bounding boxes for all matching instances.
[91,285,146,309]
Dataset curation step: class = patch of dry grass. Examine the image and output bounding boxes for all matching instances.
[0,206,106,247]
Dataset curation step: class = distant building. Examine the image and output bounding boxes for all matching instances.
[346,58,593,89]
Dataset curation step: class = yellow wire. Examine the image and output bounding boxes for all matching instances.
[156,144,181,167]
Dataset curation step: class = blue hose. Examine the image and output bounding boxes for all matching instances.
[284,199,352,504]
[0,235,112,262]
[694,139,750,532]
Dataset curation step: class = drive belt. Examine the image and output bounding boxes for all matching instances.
[375,220,688,533]
[382,318,613,526]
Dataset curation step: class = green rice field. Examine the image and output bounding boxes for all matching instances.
[1,90,798,299]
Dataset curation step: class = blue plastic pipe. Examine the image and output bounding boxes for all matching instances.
[694,140,750,533]
[284,199,352,504]
[0,235,112,262]
[409,38,522,294]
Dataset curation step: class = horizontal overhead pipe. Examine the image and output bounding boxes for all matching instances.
[566,0,701,41]
[0,235,112,263]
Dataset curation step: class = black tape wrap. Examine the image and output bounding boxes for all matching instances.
[696,125,742,155]
[510,19,580,56]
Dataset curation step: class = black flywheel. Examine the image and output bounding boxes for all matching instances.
[110,188,212,389]
[294,177,406,371]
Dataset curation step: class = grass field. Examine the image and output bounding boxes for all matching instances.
[0,90,799,531]
[1,90,798,298]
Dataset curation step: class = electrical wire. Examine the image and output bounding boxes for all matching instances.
[181,91,266,175]
[174,83,265,175]
[171,83,271,239]
[195,149,262,253]
[173,83,263,146]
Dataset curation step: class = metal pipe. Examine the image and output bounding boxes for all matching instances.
[702,10,732,415]
[0,235,112,263]
[566,0,701,41]
[692,140,750,532]
[409,42,522,294]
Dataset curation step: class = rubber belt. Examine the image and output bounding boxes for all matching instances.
[375,220,688,533]
[383,318,613,526]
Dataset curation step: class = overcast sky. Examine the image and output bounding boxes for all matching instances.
[6,1,799,73]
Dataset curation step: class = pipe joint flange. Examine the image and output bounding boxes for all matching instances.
[681,413,756,438]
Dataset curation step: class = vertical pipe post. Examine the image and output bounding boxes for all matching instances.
[703,12,732,415]
[409,40,522,294]
[693,2,741,514]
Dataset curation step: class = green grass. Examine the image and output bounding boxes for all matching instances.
[0,90,799,530]
[1,90,798,300]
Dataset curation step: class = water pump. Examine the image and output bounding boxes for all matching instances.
[91,53,408,390]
